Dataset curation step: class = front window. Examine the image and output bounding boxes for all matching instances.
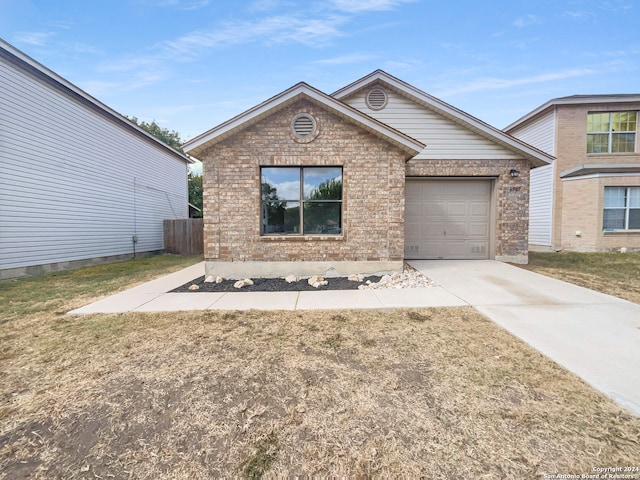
[587,111,637,154]
[603,186,640,231]
[261,167,342,235]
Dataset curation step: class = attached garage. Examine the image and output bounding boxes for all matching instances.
[405,179,493,260]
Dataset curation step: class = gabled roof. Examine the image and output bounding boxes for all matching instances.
[333,70,553,168]
[0,38,192,164]
[183,82,425,159]
[505,94,640,132]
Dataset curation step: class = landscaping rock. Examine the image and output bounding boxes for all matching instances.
[348,273,364,282]
[233,278,254,289]
[204,275,215,283]
[188,284,200,291]
[285,275,299,283]
[308,275,328,288]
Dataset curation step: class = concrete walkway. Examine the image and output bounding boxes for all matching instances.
[69,259,640,415]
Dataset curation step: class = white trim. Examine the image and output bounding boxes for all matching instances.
[562,172,640,181]
[505,94,640,132]
[333,70,553,167]
[183,82,425,158]
[0,39,192,164]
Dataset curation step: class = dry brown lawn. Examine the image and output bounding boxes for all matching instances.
[523,251,640,304]
[1,255,639,478]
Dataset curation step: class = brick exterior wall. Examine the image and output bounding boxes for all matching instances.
[554,102,640,250]
[200,99,409,264]
[406,159,531,260]
[561,176,640,251]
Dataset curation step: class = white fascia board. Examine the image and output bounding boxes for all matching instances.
[0,38,192,164]
[505,94,640,132]
[183,82,425,156]
[333,70,553,167]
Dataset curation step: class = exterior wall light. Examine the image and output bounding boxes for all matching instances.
[509,169,520,177]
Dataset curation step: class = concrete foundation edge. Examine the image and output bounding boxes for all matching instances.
[496,254,528,265]
[0,250,164,280]
[205,260,404,279]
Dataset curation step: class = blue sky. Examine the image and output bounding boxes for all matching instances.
[2,0,639,148]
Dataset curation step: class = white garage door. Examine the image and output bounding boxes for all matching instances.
[405,179,492,260]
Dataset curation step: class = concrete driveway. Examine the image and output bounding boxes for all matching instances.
[408,260,640,416]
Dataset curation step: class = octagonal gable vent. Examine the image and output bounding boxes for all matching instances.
[292,114,316,136]
[366,88,388,110]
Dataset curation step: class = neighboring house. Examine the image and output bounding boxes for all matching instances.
[0,39,192,279]
[505,95,640,252]
[183,70,552,279]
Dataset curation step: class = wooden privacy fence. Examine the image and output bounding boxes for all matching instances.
[163,219,204,255]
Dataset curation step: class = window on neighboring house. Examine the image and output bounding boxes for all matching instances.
[603,186,640,231]
[587,111,637,154]
[261,166,342,235]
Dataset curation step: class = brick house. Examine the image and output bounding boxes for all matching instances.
[505,95,640,252]
[183,71,551,279]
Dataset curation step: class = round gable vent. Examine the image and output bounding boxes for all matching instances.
[291,113,319,143]
[366,88,388,110]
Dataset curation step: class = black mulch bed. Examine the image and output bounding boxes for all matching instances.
[172,275,383,293]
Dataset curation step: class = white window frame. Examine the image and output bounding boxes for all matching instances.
[603,186,640,231]
[587,111,637,154]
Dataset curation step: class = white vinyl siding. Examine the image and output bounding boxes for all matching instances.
[0,57,188,272]
[508,109,556,246]
[345,90,521,160]
[507,109,556,155]
[528,164,554,246]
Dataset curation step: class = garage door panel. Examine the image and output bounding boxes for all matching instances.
[405,179,491,260]
[447,202,466,217]
[469,202,488,216]
[469,222,489,237]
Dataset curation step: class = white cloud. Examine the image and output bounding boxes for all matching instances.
[513,14,541,27]
[436,68,597,97]
[327,0,417,13]
[14,31,55,46]
[161,14,348,58]
[314,53,376,65]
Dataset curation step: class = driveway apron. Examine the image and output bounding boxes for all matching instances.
[408,260,640,416]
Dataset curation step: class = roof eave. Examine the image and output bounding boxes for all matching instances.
[0,38,193,164]
[333,70,553,168]
[183,82,425,158]
[505,94,640,132]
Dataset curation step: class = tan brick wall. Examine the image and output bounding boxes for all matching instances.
[554,103,640,249]
[560,176,640,251]
[405,158,531,259]
[201,99,408,263]
[559,178,600,251]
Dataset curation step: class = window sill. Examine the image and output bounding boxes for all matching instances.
[603,229,640,234]
[587,152,638,157]
[260,235,344,242]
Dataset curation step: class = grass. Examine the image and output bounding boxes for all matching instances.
[1,254,639,478]
[524,251,640,304]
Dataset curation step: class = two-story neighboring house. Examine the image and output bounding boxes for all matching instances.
[505,95,640,252]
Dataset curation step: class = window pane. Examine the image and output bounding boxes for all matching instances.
[612,111,637,132]
[303,167,342,200]
[603,209,625,230]
[604,187,626,208]
[629,209,640,230]
[587,133,609,153]
[612,133,636,153]
[629,187,640,208]
[303,202,342,234]
[262,201,300,234]
[587,113,609,133]
[261,168,300,201]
